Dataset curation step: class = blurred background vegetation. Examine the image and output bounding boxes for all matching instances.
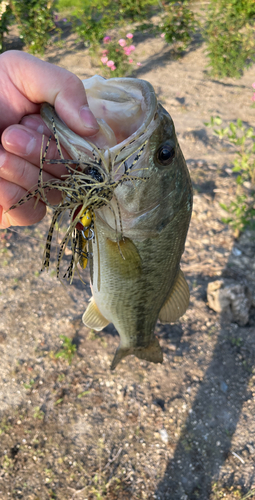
[0,0,254,78]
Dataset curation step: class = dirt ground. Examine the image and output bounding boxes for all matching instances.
[0,20,255,500]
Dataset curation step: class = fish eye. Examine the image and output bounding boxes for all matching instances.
[156,144,175,165]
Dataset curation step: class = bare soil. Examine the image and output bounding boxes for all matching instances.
[0,21,255,500]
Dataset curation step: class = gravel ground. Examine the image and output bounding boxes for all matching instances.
[0,19,255,500]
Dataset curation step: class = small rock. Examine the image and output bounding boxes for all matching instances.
[220,381,228,393]
[232,247,242,257]
[246,443,255,455]
[207,279,253,326]
[0,331,7,343]
[168,343,177,352]
[153,398,165,411]
[159,428,169,444]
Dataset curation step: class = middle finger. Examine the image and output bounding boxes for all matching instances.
[0,145,64,206]
[1,124,70,179]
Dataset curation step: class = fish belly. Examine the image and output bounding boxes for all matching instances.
[84,205,189,369]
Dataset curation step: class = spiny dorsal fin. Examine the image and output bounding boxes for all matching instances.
[110,336,163,370]
[82,297,109,331]
[158,269,190,324]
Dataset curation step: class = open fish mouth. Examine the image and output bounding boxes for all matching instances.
[40,75,160,181]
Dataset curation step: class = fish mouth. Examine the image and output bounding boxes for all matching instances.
[83,75,157,151]
[41,76,159,178]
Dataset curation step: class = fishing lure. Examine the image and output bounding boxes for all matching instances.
[7,106,148,283]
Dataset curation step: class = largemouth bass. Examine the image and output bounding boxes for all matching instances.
[40,75,193,370]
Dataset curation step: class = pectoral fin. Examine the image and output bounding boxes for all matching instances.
[105,237,142,278]
[110,336,163,370]
[82,297,109,331]
[159,269,190,324]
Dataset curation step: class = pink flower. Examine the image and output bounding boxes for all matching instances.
[161,33,165,38]
[126,33,133,39]
[252,82,255,89]
[103,36,111,43]
[118,38,126,47]
[102,49,108,55]
[124,47,131,55]
[129,59,133,63]
[111,65,116,71]
[107,60,115,68]
[124,46,135,56]
[101,56,108,64]
[251,94,255,102]
[137,62,142,66]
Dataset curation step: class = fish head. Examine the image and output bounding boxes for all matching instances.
[97,101,193,240]
[40,76,192,239]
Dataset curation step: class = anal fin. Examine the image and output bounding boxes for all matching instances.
[82,297,109,331]
[110,336,163,370]
[159,269,190,324]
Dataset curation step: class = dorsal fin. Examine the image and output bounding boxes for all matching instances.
[82,297,109,331]
[158,269,190,324]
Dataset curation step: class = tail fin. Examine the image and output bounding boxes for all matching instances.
[110,336,163,370]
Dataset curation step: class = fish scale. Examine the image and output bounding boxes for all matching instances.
[39,75,192,370]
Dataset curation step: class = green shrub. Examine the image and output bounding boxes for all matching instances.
[116,0,159,21]
[99,33,136,77]
[11,0,55,54]
[74,14,111,47]
[55,0,160,45]
[56,0,114,46]
[55,335,76,365]
[0,1,12,53]
[56,0,159,22]
[205,116,255,235]
[205,0,255,78]
[160,1,198,53]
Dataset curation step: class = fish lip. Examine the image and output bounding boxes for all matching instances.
[41,77,161,179]
[82,76,159,161]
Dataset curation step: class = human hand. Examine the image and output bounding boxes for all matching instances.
[0,50,99,229]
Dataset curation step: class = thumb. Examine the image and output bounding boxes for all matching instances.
[1,50,99,136]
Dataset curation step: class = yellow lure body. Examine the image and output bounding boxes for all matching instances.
[79,209,92,269]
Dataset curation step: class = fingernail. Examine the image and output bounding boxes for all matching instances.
[3,127,36,156]
[21,116,45,134]
[79,106,99,130]
[0,146,6,168]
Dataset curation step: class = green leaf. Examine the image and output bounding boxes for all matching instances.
[229,122,236,133]
[55,398,63,405]
[219,202,229,211]
[232,164,241,172]
[221,217,233,224]
[55,352,64,359]
[246,128,254,138]
[77,391,91,398]
[214,116,222,125]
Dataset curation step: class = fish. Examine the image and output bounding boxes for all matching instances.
[40,75,193,370]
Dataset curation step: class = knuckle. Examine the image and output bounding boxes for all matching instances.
[16,157,29,186]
